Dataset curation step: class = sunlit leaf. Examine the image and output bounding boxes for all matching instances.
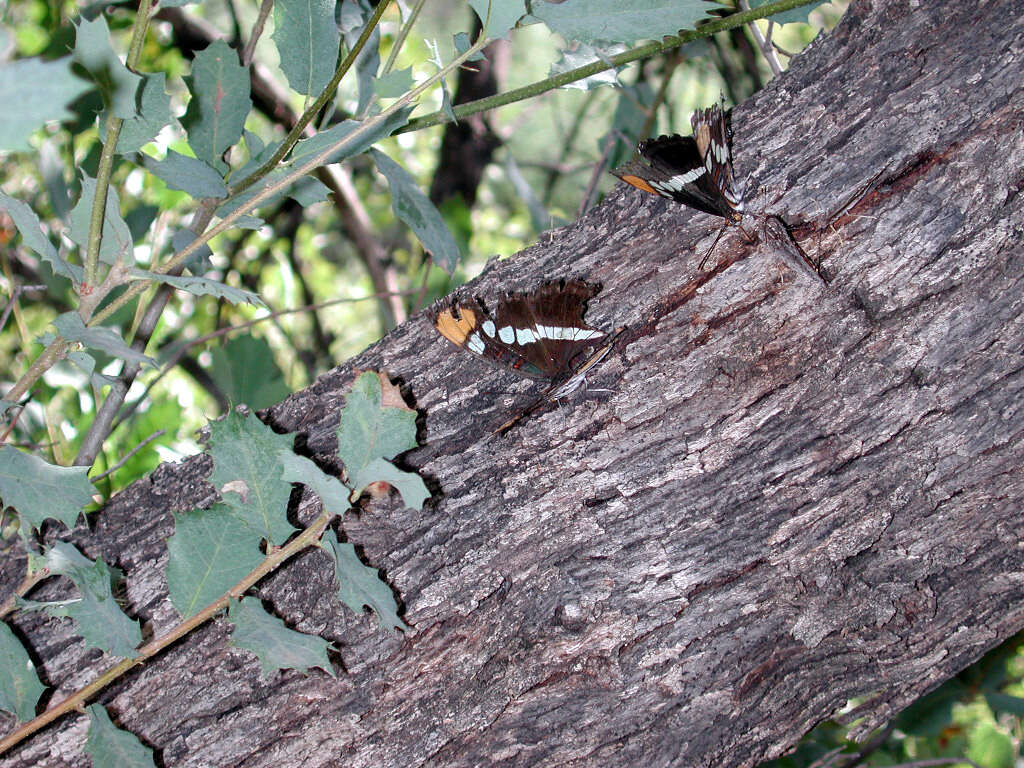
[273,0,341,96]
[0,444,94,533]
[114,72,174,154]
[0,57,92,152]
[468,0,527,38]
[228,597,335,678]
[71,16,142,120]
[531,0,714,44]
[143,150,228,199]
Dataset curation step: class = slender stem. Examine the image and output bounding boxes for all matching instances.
[381,0,425,76]
[0,506,337,757]
[0,568,51,620]
[2,338,69,407]
[241,0,274,67]
[229,0,394,200]
[397,0,816,136]
[738,0,784,76]
[91,429,166,482]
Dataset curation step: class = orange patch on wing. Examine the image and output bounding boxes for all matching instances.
[620,174,659,196]
[694,124,711,156]
[434,306,478,346]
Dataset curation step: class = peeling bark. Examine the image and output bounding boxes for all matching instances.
[3,0,1024,766]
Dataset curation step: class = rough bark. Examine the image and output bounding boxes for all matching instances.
[3,0,1024,765]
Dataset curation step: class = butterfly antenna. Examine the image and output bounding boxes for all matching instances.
[698,226,727,270]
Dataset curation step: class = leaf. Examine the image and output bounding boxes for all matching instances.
[272,0,341,96]
[68,175,134,266]
[370,149,461,272]
[967,722,1014,768]
[0,190,82,282]
[748,0,827,25]
[356,457,429,511]
[0,56,92,152]
[166,504,265,619]
[531,0,715,44]
[279,452,353,515]
[114,72,174,154]
[228,598,334,678]
[143,150,228,199]
[453,32,486,62]
[468,0,528,38]
[85,705,154,768]
[132,269,265,308]
[0,622,45,722]
[289,106,413,167]
[207,410,296,545]
[208,337,290,411]
[340,0,381,115]
[30,542,142,658]
[985,692,1024,717]
[549,42,627,90]
[374,67,414,98]
[0,444,94,534]
[182,40,252,172]
[171,229,214,272]
[288,178,331,206]
[71,16,143,120]
[53,312,156,367]
[326,532,407,632]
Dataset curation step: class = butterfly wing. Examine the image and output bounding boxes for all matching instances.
[690,104,745,221]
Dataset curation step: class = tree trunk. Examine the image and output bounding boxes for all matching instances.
[4,0,1024,765]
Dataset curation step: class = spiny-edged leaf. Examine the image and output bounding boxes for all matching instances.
[0,56,92,152]
[208,410,296,546]
[337,371,418,476]
[468,0,527,38]
[354,457,429,511]
[182,40,251,172]
[748,0,826,25]
[326,532,406,632]
[171,229,214,272]
[279,452,352,514]
[453,32,486,62]
[68,175,134,266]
[71,16,142,120]
[214,167,291,220]
[549,42,628,90]
[114,72,174,154]
[289,177,331,207]
[272,0,340,96]
[0,622,45,722]
[143,150,228,199]
[228,597,335,678]
[374,67,414,98]
[0,444,94,533]
[208,337,289,411]
[340,0,381,115]
[370,149,461,272]
[85,705,154,768]
[166,504,265,619]
[53,313,156,367]
[32,542,142,658]
[531,0,715,44]
[0,190,82,282]
[132,269,265,308]
[289,106,413,167]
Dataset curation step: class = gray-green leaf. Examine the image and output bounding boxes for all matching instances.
[531,0,714,44]
[327,532,407,632]
[469,0,527,38]
[279,452,353,515]
[228,598,335,678]
[53,312,156,367]
[71,16,143,120]
[85,705,154,768]
[143,150,228,199]
[0,56,92,152]
[370,149,460,272]
[114,72,174,154]
[289,106,413,167]
[549,42,627,90]
[748,0,826,25]
[0,190,82,282]
[182,40,252,171]
[0,444,94,534]
[0,622,45,722]
[68,175,134,266]
[132,269,265,307]
[272,0,341,96]
[374,67,414,98]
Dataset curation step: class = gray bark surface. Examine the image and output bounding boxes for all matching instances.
[3,0,1024,765]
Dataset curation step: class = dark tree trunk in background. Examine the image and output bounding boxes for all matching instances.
[3,0,1024,765]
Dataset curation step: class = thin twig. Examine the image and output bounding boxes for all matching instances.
[0,284,44,335]
[381,0,425,77]
[578,132,618,217]
[91,430,167,482]
[738,0,785,77]
[241,0,274,67]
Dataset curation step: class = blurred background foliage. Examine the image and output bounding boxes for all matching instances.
[2,1,1020,764]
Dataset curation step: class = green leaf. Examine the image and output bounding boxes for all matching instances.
[0,191,82,282]
[748,0,826,25]
[68,175,134,266]
[132,269,265,308]
[207,410,296,546]
[374,67,414,98]
[29,542,142,658]
[166,504,265,619]
[228,598,334,678]
[370,149,461,272]
[143,150,228,199]
[985,692,1024,717]
[549,43,627,90]
[0,622,45,722]
[356,457,429,511]
[272,0,341,96]
[326,532,406,632]
[288,177,331,207]
[289,106,413,167]
[85,705,154,768]
[453,32,486,61]
[531,0,714,44]
[0,445,94,534]
[182,40,251,171]
[967,722,1014,768]
[114,72,174,154]
[340,0,381,115]
[469,0,527,38]
[71,16,143,120]
[53,312,156,367]
[279,452,353,515]
[0,56,92,152]
[208,337,289,410]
